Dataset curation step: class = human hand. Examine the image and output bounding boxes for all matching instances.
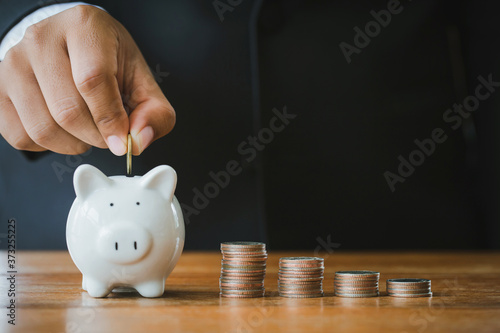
[0,5,175,155]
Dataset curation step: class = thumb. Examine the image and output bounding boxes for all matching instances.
[126,62,176,155]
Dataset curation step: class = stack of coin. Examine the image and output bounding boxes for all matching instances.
[278,257,324,298]
[334,271,380,297]
[219,242,267,298]
[387,278,432,297]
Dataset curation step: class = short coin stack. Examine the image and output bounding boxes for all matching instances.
[334,271,380,297]
[278,257,324,298]
[219,242,267,298]
[387,278,432,297]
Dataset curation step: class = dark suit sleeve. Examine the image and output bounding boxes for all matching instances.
[0,0,71,41]
[0,0,123,44]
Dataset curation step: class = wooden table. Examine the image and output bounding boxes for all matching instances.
[1,251,500,332]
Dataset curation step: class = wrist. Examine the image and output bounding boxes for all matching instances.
[0,2,105,61]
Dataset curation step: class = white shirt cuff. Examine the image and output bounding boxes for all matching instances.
[0,2,104,61]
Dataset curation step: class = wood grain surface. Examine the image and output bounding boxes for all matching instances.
[1,251,500,332]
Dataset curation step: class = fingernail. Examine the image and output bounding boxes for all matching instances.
[137,126,154,154]
[107,135,127,156]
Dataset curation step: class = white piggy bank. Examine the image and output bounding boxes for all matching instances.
[66,164,185,298]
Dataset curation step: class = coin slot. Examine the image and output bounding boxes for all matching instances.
[115,242,118,250]
[134,241,137,250]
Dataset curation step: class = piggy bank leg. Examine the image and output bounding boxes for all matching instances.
[85,277,112,298]
[135,280,165,298]
[82,275,86,291]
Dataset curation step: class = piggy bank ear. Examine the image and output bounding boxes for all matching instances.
[140,165,177,202]
[74,164,112,199]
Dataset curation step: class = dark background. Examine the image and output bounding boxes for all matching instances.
[1,0,499,250]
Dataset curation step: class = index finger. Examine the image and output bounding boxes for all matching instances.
[66,9,129,155]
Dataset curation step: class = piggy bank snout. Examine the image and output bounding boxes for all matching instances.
[96,222,153,265]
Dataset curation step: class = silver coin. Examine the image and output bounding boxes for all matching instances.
[336,270,379,274]
[386,278,430,284]
[388,292,433,298]
[335,291,379,298]
[279,293,323,298]
[280,257,324,262]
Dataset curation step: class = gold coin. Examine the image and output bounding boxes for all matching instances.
[127,133,132,176]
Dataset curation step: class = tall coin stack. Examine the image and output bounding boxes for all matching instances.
[278,257,324,298]
[334,271,380,297]
[219,242,267,298]
[387,278,432,297]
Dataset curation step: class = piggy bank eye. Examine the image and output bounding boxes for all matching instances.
[110,203,114,207]
[136,202,140,206]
